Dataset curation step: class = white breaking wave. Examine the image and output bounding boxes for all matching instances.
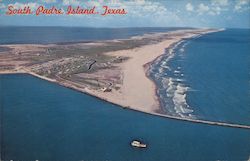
[173,83,194,117]
[168,42,195,118]
[151,39,195,118]
[174,70,181,74]
[158,67,164,74]
[163,78,194,118]
[180,48,185,52]
[159,60,171,72]
[154,73,162,79]
[160,65,171,71]
[166,78,175,97]
[161,77,169,89]
[176,78,184,82]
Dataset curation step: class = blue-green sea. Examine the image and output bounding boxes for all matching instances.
[149,29,250,125]
[0,27,184,44]
[0,74,250,161]
[0,28,250,161]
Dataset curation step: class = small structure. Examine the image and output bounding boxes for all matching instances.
[101,87,112,92]
[15,51,22,55]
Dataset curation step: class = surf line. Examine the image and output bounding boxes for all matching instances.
[1,71,250,130]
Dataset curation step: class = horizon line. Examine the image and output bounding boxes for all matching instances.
[0,25,250,29]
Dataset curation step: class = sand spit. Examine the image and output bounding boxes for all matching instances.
[3,28,250,129]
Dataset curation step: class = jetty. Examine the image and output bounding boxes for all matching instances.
[148,111,250,130]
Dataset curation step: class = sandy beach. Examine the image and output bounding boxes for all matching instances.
[0,29,221,114]
[85,29,222,113]
[2,28,250,129]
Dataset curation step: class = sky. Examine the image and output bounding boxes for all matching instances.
[0,0,250,28]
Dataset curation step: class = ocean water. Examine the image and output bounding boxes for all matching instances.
[149,29,250,125]
[0,27,185,44]
[0,74,250,161]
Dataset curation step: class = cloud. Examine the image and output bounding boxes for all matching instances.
[211,0,228,6]
[186,3,211,15]
[197,3,210,15]
[114,1,182,25]
[8,2,41,10]
[209,5,224,15]
[62,0,80,6]
[60,0,182,27]
[238,0,250,5]
[186,3,194,12]
[43,0,57,4]
[234,0,250,12]
[187,1,229,16]
[209,0,229,15]
[0,3,5,9]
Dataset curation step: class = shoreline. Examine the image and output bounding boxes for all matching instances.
[1,72,250,129]
[0,29,215,111]
[144,40,185,114]
[2,28,250,129]
[0,29,216,114]
[98,29,222,113]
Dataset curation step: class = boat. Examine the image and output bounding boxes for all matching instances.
[131,140,147,148]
